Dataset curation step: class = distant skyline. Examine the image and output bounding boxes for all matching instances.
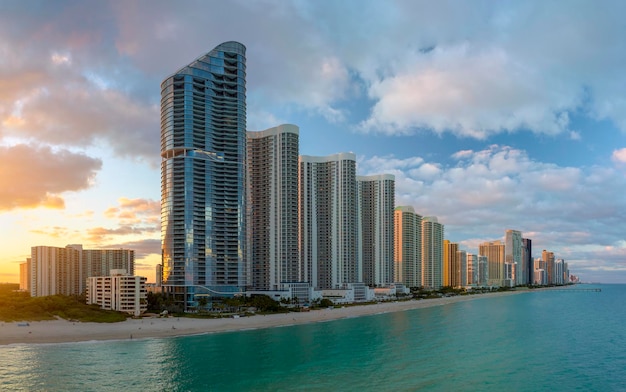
[1,0,625,283]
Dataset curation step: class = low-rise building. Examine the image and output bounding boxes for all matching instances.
[86,269,147,317]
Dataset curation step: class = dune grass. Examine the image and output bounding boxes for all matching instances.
[0,284,128,323]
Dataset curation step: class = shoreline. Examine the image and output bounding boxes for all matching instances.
[0,291,525,346]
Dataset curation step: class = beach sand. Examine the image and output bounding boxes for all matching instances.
[0,291,523,345]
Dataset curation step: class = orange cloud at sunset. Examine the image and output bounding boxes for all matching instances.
[86,197,160,243]
[0,144,101,211]
[104,197,160,224]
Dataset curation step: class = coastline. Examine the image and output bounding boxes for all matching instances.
[0,291,524,345]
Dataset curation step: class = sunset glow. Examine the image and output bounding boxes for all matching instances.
[2,1,626,283]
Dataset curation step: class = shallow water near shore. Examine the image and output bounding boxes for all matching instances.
[1,284,624,391]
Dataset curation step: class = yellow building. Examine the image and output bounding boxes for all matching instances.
[394,206,422,288]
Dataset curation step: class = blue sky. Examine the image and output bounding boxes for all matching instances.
[1,0,625,283]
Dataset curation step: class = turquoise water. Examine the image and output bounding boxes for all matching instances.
[1,285,624,391]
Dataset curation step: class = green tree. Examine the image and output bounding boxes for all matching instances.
[319,298,334,307]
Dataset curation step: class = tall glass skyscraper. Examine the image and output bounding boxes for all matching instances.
[161,42,247,310]
[505,229,523,286]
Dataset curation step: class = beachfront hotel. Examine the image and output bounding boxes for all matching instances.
[160,42,247,309]
[358,174,395,287]
[422,217,444,289]
[299,153,359,289]
[247,125,300,290]
[394,206,422,288]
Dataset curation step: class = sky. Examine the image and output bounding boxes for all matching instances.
[1,0,625,284]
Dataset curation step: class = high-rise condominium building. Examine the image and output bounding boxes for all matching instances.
[394,206,422,288]
[443,239,450,287]
[28,245,134,297]
[466,253,477,286]
[541,250,556,284]
[479,240,505,286]
[358,174,395,287]
[299,153,358,289]
[523,238,532,286]
[30,245,81,297]
[247,124,300,290]
[505,229,523,286]
[422,216,444,289]
[554,259,566,285]
[20,260,29,291]
[83,247,135,278]
[458,250,468,287]
[161,42,247,309]
[444,241,460,287]
[477,255,489,286]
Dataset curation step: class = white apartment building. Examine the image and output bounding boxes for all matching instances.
[30,245,82,297]
[247,124,300,290]
[299,153,359,289]
[357,174,395,287]
[27,245,135,297]
[86,269,147,317]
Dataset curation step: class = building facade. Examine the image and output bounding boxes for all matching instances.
[458,250,468,287]
[505,229,523,286]
[161,42,247,309]
[523,238,532,286]
[479,241,505,287]
[477,255,489,286]
[247,124,300,290]
[445,241,460,287]
[82,247,135,280]
[20,260,30,291]
[299,153,359,289]
[30,245,82,297]
[28,245,134,297]
[86,269,147,317]
[466,253,477,286]
[541,250,555,284]
[357,174,395,287]
[422,216,444,289]
[394,206,422,288]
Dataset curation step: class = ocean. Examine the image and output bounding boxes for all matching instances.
[1,284,624,391]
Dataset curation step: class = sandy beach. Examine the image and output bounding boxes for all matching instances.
[0,291,524,345]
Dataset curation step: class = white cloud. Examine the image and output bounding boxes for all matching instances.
[51,52,71,66]
[612,148,626,163]
[360,146,626,257]
[358,44,580,137]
